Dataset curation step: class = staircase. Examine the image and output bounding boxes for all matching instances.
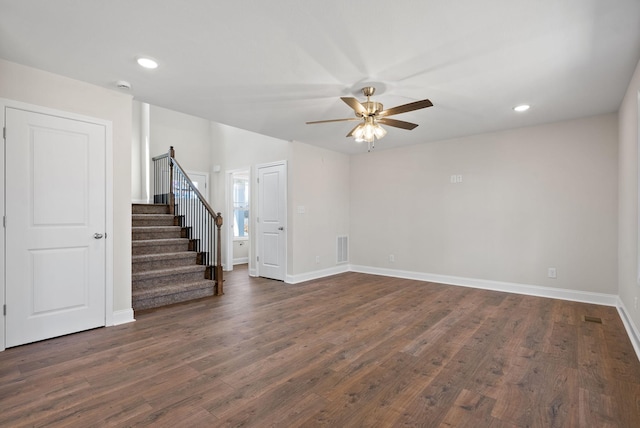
[132,203,216,311]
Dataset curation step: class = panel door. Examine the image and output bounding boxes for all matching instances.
[257,162,286,281]
[5,107,106,347]
[187,171,209,202]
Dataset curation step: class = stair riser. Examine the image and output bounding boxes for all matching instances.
[132,229,184,240]
[132,204,170,215]
[133,287,214,311]
[133,270,207,289]
[132,242,189,256]
[132,218,176,227]
[133,256,198,273]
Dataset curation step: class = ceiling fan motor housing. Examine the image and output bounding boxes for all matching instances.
[362,101,383,116]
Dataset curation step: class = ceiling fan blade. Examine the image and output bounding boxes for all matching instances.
[341,97,368,116]
[346,123,363,137]
[377,118,419,130]
[306,118,360,125]
[378,99,433,117]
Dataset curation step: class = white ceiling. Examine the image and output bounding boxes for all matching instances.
[1,0,639,154]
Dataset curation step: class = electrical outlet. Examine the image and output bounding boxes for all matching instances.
[315,255,320,264]
[635,297,638,310]
[389,254,395,263]
[547,267,557,279]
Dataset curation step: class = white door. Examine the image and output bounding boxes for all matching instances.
[187,171,209,202]
[257,162,286,281]
[5,107,106,347]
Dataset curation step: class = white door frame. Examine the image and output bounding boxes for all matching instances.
[255,160,287,281]
[225,168,251,272]
[0,98,114,352]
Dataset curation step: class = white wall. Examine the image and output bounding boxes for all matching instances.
[618,58,640,339]
[233,240,249,263]
[350,113,618,295]
[131,101,143,201]
[290,141,350,278]
[0,59,133,316]
[149,105,213,200]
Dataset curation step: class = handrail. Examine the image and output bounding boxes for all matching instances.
[152,146,224,295]
[171,158,219,220]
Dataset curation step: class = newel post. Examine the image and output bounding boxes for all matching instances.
[215,212,224,295]
[168,146,175,214]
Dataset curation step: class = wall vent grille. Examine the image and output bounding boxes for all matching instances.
[337,236,348,264]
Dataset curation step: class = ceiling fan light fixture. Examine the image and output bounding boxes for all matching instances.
[363,123,376,141]
[351,120,386,144]
[374,123,387,139]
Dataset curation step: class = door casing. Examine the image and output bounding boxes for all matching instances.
[255,160,287,281]
[0,98,114,351]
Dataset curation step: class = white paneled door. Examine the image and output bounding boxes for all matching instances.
[257,162,286,281]
[5,107,106,348]
[187,171,209,202]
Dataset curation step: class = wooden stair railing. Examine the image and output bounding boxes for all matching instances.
[152,146,224,295]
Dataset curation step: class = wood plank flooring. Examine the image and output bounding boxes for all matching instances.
[1,265,639,427]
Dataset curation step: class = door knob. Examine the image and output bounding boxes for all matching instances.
[94,233,104,239]
[278,227,284,231]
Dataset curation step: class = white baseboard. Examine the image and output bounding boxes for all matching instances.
[349,265,618,307]
[111,308,135,326]
[233,257,249,265]
[131,199,148,204]
[286,264,350,284]
[616,298,640,361]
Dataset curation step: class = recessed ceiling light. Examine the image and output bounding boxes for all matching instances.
[513,104,530,112]
[137,57,158,69]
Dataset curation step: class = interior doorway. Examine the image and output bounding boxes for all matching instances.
[2,102,112,349]
[226,169,250,273]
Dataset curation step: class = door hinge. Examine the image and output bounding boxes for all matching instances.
[3,304,6,316]
[257,256,259,262]
[2,127,6,140]
[257,177,259,183]
[2,216,5,228]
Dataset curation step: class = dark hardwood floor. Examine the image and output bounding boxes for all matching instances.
[1,265,639,427]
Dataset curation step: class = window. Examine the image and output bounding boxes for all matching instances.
[233,177,249,238]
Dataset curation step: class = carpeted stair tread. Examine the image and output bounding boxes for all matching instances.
[132,214,176,227]
[132,204,170,214]
[132,280,214,299]
[132,238,190,247]
[132,252,197,273]
[132,213,174,219]
[132,226,181,231]
[132,252,196,262]
[132,226,184,240]
[132,280,215,310]
[132,264,206,281]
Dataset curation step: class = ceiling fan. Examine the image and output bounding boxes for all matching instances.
[306,86,433,151]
